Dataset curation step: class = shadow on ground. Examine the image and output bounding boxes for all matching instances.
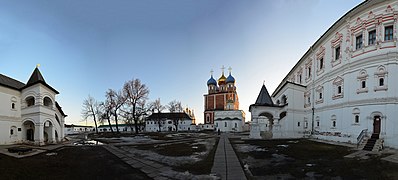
[231,138,398,179]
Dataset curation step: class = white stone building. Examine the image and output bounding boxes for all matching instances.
[64,124,94,135]
[214,110,245,132]
[0,67,66,145]
[98,124,136,133]
[145,112,195,132]
[250,0,398,149]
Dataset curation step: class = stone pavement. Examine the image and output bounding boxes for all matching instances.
[211,133,247,180]
[104,145,171,180]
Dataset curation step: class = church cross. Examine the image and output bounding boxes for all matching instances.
[228,67,232,74]
[221,65,225,74]
[210,69,214,76]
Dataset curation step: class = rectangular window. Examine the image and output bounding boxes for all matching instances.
[385,26,393,41]
[308,67,311,77]
[355,115,360,124]
[368,30,376,45]
[379,78,384,86]
[332,121,336,127]
[319,92,322,99]
[317,121,320,127]
[298,74,302,84]
[337,86,342,94]
[361,81,366,88]
[335,46,340,61]
[356,34,363,49]
[319,58,324,69]
[297,122,300,127]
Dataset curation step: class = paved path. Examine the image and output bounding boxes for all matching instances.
[104,145,171,180]
[211,133,247,180]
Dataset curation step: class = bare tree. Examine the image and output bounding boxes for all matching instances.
[105,89,126,133]
[167,100,184,131]
[151,98,165,132]
[81,95,100,133]
[167,100,183,113]
[123,78,149,134]
[99,101,114,133]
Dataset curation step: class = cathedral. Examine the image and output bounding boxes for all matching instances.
[250,0,398,150]
[0,67,66,145]
[204,67,245,132]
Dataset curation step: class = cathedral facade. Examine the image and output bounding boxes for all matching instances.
[0,67,66,145]
[250,0,398,149]
[204,68,245,132]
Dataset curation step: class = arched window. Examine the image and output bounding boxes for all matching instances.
[43,97,53,107]
[11,103,15,109]
[379,78,384,86]
[224,122,227,127]
[235,123,237,128]
[25,96,35,107]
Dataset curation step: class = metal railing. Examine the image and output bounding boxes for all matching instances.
[357,129,368,148]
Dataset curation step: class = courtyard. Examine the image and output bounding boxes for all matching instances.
[1,132,398,179]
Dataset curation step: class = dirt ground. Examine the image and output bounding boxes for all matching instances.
[0,146,150,180]
[231,138,398,179]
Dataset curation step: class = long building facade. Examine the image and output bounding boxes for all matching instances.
[250,0,398,149]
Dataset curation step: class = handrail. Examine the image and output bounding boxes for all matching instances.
[357,129,368,148]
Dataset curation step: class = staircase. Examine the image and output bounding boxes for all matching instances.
[363,133,382,151]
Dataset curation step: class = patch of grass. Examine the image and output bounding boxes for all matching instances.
[156,142,206,156]
[232,139,398,179]
[175,137,219,175]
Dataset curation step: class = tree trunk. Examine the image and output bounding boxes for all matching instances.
[114,110,120,133]
[93,116,98,134]
[132,105,139,134]
[107,116,114,133]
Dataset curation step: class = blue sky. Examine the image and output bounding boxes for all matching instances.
[0,0,363,125]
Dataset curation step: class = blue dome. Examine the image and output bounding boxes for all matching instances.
[226,73,235,83]
[207,76,217,85]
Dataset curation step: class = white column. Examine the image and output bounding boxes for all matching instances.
[50,126,56,143]
[34,124,44,146]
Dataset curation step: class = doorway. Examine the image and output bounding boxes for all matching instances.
[27,129,34,141]
[373,115,381,134]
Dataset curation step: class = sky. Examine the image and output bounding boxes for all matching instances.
[0,0,363,125]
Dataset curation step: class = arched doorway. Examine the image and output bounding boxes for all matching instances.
[259,112,274,129]
[373,115,381,134]
[43,121,54,144]
[23,121,35,142]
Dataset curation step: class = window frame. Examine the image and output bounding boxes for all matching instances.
[356,34,363,50]
[384,25,393,41]
[368,29,376,46]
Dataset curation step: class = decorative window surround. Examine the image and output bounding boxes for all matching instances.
[357,69,369,94]
[352,108,360,125]
[304,91,311,108]
[316,46,325,75]
[305,59,312,82]
[332,76,344,100]
[297,67,303,84]
[316,85,324,104]
[331,32,343,67]
[315,116,320,129]
[374,65,388,92]
[331,115,337,129]
[368,29,376,46]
